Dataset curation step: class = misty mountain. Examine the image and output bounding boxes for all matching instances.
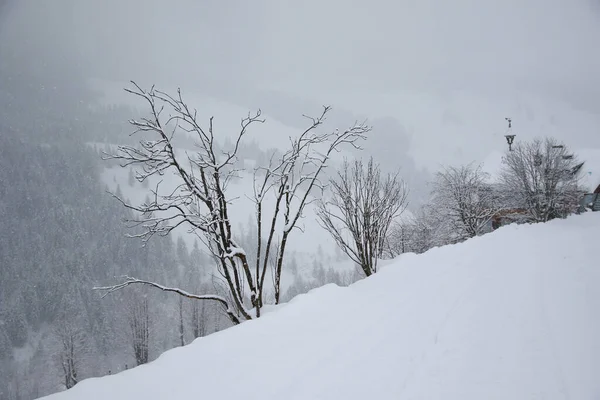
[1,1,599,398]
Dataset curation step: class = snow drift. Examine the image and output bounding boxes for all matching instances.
[42,213,600,400]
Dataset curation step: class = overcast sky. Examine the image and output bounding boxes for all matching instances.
[2,0,599,167]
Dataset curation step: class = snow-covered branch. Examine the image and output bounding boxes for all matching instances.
[103,83,369,322]
[93,276,241,325]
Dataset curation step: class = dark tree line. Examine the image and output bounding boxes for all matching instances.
[0,119,228,399]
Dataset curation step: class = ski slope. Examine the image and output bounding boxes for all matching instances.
[42,213,600,400]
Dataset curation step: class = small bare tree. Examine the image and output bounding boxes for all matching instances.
[317,157,407,277]
[95,82,370,323]
[406,204,455,253]
[385,221,411,258]
[500,137,583,222]
[430,163,500,240]
[53,322,87,390]
[128,294,150,366]
[178,296,185,347]
[190,297,206,339]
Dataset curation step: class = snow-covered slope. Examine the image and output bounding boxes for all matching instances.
[42,213,600,400]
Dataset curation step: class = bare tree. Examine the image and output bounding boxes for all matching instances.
[190,297,206,339]
[178,296,185,347]
[386,198,461,256]
[188,281,215,339]
[500,137,583,222]
[95,82,370,323]
[248,109,370,307]
[430,163,500,240]
[384,221,411,258]
[53,322,87,390]
[128,293,150,366]
[409,204,451,252]
[317,157,408,277]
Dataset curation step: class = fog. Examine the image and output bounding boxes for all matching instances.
[1,2,600,397]
[2,0,600,167]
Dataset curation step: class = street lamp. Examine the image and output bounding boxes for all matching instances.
[505,135,516,151]
[504,117,516,151]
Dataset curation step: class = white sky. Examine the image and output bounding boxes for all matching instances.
[2,0,599,168]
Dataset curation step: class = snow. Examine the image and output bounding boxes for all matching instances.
[41,213,600,400]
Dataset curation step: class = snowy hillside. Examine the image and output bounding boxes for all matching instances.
[41,213,600,400]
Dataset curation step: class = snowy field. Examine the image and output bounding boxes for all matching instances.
[41,212,600,400]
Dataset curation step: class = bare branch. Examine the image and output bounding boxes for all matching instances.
[94,276,241,325]
[317,157,407,277]
[106,83,371,319]
[430,163,501,240]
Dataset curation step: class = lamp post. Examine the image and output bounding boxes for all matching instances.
[504,117,516,151]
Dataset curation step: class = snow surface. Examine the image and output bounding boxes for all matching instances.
[42,213,600,400]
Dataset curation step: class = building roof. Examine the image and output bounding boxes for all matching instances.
[576,148,600,193]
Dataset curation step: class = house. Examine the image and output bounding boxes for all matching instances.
[491,208,529,230]
[482,147,600,221]
[580,184,600,212]
[576,149,600,212]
